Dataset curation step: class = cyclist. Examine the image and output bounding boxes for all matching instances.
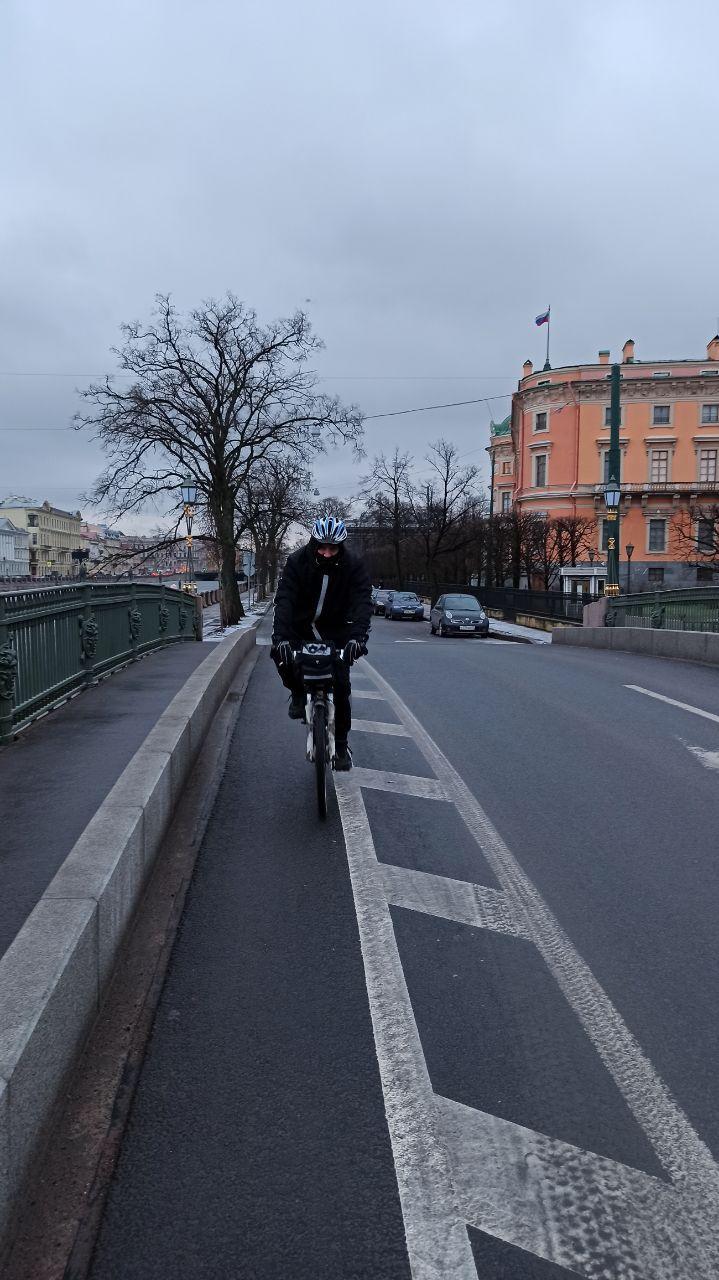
[271,516,372,771]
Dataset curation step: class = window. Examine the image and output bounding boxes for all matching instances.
[652,405,671,425]
[603,406,623,426]
[699,449,717,482]
[534,454,547,487]
[602,450,611,484]
[652,371,671,379]
[697,519,715,553]
[534,411,548,432]
[701,404,719,424]
[600,519,610,551]
[501,491,511,513]
[537,379,550,387]
[648,567,665,585]
[501,461,512,475]
[650,449,669,483]
[701,369,719,377]
[27,513,38,527]
[648,518,667,552]
[697,567,717,582]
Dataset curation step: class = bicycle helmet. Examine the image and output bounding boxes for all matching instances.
[311,516,347,545]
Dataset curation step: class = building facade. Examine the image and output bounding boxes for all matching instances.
[0,498,84,578]
[493,335,719,590]
[0,517,30,579]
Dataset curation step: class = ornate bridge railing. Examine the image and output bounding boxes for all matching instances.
[605,587,719,633]
[0,582,201,743]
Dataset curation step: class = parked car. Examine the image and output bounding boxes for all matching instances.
[372,588,392,616]
[385,590,425,621]
[429,593,489,637]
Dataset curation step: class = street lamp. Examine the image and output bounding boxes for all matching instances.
[180,478,197,592]
[625,543,634,595]
[603,476,621,595]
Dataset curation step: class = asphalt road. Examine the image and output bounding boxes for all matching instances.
[89,618,719,1279]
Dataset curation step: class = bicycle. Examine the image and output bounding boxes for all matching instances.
[292,642,350,819]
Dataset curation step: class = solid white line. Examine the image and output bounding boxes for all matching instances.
[352,768,446,800]
[625,684,719,725]
[378,864,528,938]
[363,659,719,1205]
[438,1097,718,1279]
[352,689,387,700]
[334,775,479,1278]
[351,720,411,737]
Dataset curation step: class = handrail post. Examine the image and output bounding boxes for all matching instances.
[80,583,99,686]
[0,595,18,745]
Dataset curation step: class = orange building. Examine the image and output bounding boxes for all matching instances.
[492,335,719,590]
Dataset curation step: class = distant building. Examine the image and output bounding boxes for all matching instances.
[496,335,719,590]
[0,498,83,578]
[0,517,30,578]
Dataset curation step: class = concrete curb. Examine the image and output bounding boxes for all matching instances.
[0,625,258,1242]
[552,626,719,666]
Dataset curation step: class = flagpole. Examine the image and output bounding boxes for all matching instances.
[544,305,551,371]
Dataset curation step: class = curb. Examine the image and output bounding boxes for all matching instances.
[0,625,258,1242]
[552,626,719,666]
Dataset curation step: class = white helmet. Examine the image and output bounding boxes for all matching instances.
[311,516,347,544]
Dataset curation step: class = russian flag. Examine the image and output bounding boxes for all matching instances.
[535,308,550,326]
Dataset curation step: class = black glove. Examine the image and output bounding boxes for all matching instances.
[273,639,294,668]
[345,638,368,665]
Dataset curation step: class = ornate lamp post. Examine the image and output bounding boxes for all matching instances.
[603,476,621,595]
[180,479,197,592]
[625,543,634,595]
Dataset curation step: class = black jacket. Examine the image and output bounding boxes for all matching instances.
[273,543,372,645]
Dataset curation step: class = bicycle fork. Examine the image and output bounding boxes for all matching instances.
[305,692,336,764]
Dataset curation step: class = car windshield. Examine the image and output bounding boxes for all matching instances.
[395,593,419,602]
[445,596,481,610]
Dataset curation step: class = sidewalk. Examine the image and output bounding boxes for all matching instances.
[0,641,212,962]
[488,618,552,644]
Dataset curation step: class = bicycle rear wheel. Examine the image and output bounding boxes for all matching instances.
[313,700,328,819]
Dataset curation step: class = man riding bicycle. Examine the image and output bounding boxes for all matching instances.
[271,516,372,771]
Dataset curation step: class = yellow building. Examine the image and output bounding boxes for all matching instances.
[0,498,84,578]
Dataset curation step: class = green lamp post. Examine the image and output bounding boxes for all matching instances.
[603,362,622,596]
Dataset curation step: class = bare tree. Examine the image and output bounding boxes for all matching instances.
[76,294,363,623]
[359,448,412,585]
[673,504,719,572]
[238,455,313,595]
[554,514,597,568]
[406,439,478,586]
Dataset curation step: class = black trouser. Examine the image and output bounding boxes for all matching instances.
[274,645,352,741]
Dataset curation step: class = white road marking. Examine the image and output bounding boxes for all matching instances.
[439,1097,716,1279]
[378,864,528,938]
[351,768,446,800]
[337,658,719,1277]
[352,689,387,700]
[683,743,719,771]
[626,684,719,725]
[351,719,411,737]
[334,775,479,1278]
[394,638,427,644]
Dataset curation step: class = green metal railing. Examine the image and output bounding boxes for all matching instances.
[606,588,719,633]
[0,582,201,743]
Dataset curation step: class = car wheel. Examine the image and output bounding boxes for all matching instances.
[439,622,447,637]
[430,621,436,634]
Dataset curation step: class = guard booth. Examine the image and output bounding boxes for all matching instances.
[559,563,606,598]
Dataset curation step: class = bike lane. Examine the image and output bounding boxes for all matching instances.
[89,645,412,1280]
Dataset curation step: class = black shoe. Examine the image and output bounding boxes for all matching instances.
[288,692,305,720]
[334,742,353,771]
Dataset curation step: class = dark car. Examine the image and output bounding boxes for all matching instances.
[429,593,489,637]
[385,590,425,621]
[372,588,392,616]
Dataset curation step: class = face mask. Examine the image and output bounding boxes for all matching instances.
[312,542,343,571]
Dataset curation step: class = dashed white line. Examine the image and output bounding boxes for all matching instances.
[351,720,411,737]
[626,684,719,725]
[378,864,528,938]
[351,768,446,800]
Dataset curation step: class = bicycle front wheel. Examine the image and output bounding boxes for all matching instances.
[313,700,328,820]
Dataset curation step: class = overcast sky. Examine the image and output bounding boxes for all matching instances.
[2,0,718,529]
